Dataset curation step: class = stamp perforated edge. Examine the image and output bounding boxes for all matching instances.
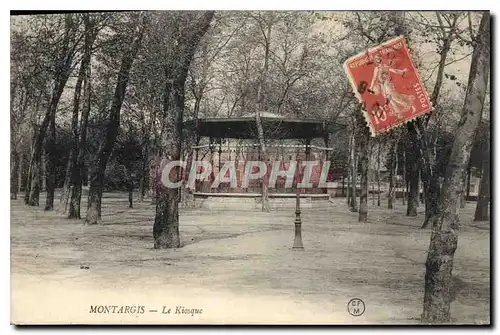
[343,36,433,137]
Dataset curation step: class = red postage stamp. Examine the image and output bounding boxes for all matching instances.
[344,36,432,136]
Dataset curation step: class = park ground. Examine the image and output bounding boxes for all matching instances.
[10,192,490,325]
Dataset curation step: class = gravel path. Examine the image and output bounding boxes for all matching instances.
[10,193,490,324]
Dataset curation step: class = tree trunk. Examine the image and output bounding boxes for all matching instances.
[342,175,345,197]
[371,178,375,205]
[347,164,351,206]
[60,150,73,212]
[41,150,46,192]
[10,81,19,200]
[138,136,150,202]
[407,19,453,227]
[24,154,33,205]
[68,15,99,220]
[25,146,36,203]
[346,133,352,206]
[154,188,181,248]
[474,131,490,221]
[255,112,270,212]
[60,54,87,213]
[85,16,146,224]
[128,183,133,208]
[406,164,419,216]
[402,150,406,205]
[422,12,489,323]
[138,150,149,202]
[18,153,23,193]
[377,142,381,206]
[28,156,42,206]
[459,167,467,208]
[465,164,471,201]
[429,35,451,111]
[69,59,92,219]
[347,177,352,205]
[28,134,45,207]
[24,131,33,204]
[68,174,83,220]
[154,80,182,249]
[407,121,441,228]
[388,139,396,209]
[254,15,272,212]
[153,11,214,248]
[370,142,375,206]
[350,131,358,212]
[406,139,419,216]
[420,172,441,228]
[44,111,56,210]
[10,149,19,200]
[27,14,77,207]
[358,127,369,222]
[24,98,42,205]
[139,106,156,202]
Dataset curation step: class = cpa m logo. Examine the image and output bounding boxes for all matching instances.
[347,298,365,316]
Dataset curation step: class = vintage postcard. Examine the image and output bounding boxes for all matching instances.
[10,10,490,325]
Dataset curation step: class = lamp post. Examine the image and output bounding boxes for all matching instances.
[292,139,310,250]
[292,183,304,250]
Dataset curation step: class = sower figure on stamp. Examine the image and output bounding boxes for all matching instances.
[368,54,416,120]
